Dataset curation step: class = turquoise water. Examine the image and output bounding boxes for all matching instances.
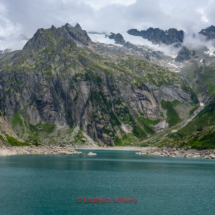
[0,150,215,215]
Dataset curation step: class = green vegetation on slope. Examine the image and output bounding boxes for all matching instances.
[179,97,215,136]
[29,123,56,134]
[138,117,160,135]
[158,96,215,149]
[11,110,24,128]
[161,100,181,127]
[179,130,215,149]
[5,135,29,146]
[10,111,56,143]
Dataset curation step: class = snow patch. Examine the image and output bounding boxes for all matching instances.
[168,62,178,68]
[88,33,123,47]
[204,47,215,56]
[88,32,180,58]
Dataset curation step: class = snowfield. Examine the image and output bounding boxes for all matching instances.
[88,32,180,58]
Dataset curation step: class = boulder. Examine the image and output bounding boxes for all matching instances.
[87,152,97,156]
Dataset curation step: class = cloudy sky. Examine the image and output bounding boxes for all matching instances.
[0,0,215,50]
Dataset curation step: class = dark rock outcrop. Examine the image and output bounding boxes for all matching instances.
[127,27,184,45]
[64,23,93,46]
[199,25,215,40]
[75,23,82,30]
[108,33,125,45]
[175,46,192,62]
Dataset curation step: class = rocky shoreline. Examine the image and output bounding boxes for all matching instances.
[136,148,215,159]
[1,145,215,159]
[0,145,82,156]
[0,145,152,156]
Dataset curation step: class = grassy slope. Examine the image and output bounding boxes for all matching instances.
[158,96,215,149]
[161,100,181,127]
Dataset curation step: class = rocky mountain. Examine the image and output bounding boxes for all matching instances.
[127,27,184,45]
[0,23,198,146]
[199,25,215,40]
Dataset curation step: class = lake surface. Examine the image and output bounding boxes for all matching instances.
[0,150,215,215]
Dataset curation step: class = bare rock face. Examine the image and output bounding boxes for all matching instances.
[134,86,158,119]
[161,85,191,103]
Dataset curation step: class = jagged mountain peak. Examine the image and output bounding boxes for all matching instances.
[23,23,93,50]
[23,25,77,50]
[65,23,73,28]
[63,23,93,46]
[127,27,184,45]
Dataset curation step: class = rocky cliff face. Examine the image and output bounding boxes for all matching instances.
[0,24,197,146]
[127,27,184,45]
